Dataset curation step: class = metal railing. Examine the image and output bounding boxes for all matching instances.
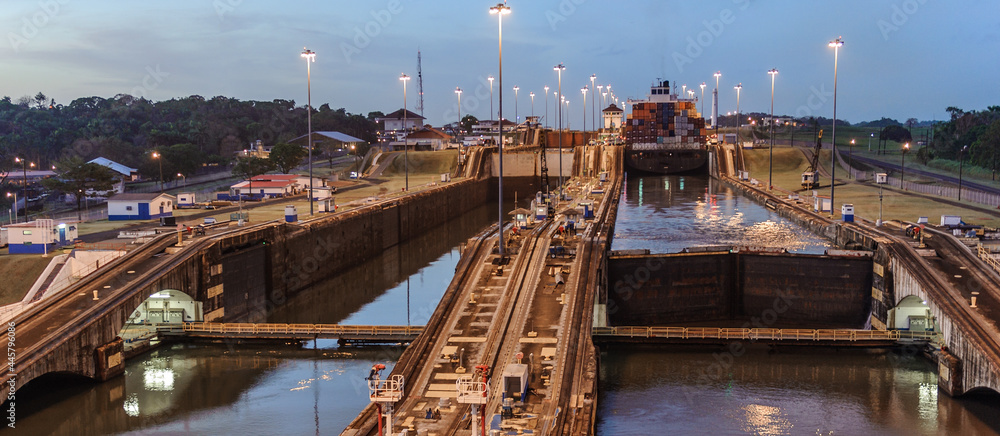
[171,322,424,337]
[979,244,1000,275]
[592,326,938,342]
[836,149,1000,206]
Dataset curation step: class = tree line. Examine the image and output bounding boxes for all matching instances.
[0,93,383,186]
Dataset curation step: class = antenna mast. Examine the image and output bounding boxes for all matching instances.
[416,50,424,118]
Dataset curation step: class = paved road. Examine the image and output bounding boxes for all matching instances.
[851,153,1000,195]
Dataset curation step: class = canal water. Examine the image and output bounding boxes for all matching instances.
[10,203,499,436]
[600,173,1000,435]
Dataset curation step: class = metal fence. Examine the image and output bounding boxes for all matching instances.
[126,171,236,194]
[593,326,939,342]
[837,150,1000,207]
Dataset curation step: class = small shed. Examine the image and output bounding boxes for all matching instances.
[7,219,78,254]
[108,193,175,221]
[177,192,197,207]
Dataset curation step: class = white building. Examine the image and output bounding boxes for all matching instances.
[108,193,175,221]
[602,104,624,131]
[376,109,425,132]
[7,219,78,254]
[88,157,138,195]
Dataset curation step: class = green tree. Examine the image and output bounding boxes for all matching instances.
[42,157,116,220]
[880,125,912,143]
[268,142,306,173]
[460,115,478,134]
[232,156,274,182]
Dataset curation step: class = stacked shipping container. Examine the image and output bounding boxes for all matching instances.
[625,100,707,150]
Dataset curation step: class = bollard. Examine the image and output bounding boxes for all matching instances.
[93,290,99,301]
[972,292,979,308]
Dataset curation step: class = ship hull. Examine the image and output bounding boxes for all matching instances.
[625,148,708,174]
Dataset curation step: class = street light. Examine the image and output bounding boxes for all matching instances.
[714,71,722,134]
[699,82,706,118]
[14,157,32,223]
[6,192,17,224]
[400,73,411,191]
[869,132,874,152]
[490,1,510,258]
[901,142,910,190]
[488,75,494,132]
[513,85,519,125]
[687,90,695,100]
[151,151,163,193]
[959,145,969,201]
[177,173,186,188]
[581,86,588,140]
[734,83,742,146]
[768,68,778,190]
[590,74,596,137]
[301,47,316,215]
[554,63,565,199]
[829,36,844,216]
[455,87,463,134]
[529,92,535,122]
[682,84,687,98]
[849,139,855,179]
[543,85,549,128]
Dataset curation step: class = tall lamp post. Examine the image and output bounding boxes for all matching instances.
[14,157,32,223]
[151,152,163,193]
[301,48,316,215]
[529,92,535,121]
[581,86,588,140]
[868,132,874,152]
[734,83,742,146]
[714,71,722,134]
[513,85,519,125]
[590,74,596,137]
[849,139,855,179]
[543,85,549,128]
[455,87,463,134]
[900,142,910,190]
[699,82,706,117]
[400,73,411,191]
[177,173,186,188]
[490,1,510,258]
[6,192,17,224]
[828,36,844,216]
[488,75,494,136]
[554,63,565,199]
[958,145,968,201]
[767,69,778,190]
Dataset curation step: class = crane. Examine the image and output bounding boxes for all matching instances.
[801,129,824,189]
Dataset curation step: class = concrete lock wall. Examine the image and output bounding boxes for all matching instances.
[607,252,873,328]
[231,178,489,322]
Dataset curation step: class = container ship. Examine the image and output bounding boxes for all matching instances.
[624,80,708,174]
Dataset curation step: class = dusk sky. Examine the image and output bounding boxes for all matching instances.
[3,1,998,128]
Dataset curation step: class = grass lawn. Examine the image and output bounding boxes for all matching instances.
[743,148,1000,228]
[0,252,57,304]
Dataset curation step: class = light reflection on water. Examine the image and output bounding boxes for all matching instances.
[596,347,1000,436]
[604,173,1000,436]
[12,203,498,435]
[613,173,830,254]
